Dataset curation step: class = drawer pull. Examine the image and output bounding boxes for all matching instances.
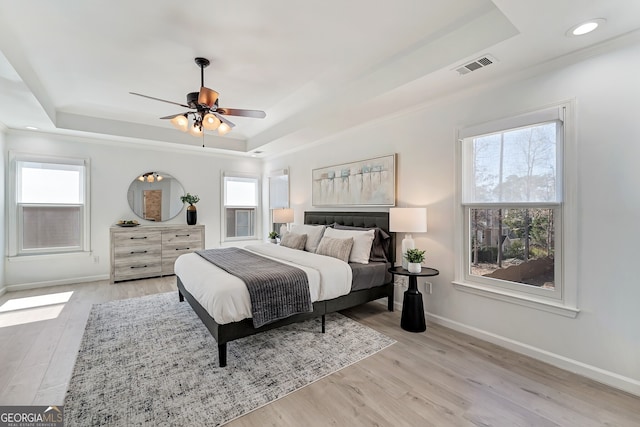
[130,265,148,269]
[130,236,148,240]
[175,247,190,251]
[130,250,148,254]
[175,234,190,237]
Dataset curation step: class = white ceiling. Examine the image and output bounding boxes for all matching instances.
[1,0,639,156]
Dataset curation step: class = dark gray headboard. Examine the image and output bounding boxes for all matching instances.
[304,211,395,263]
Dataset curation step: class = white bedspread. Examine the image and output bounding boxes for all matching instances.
[174,243,353,325]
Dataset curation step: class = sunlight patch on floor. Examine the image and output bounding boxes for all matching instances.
[0,291,73,327]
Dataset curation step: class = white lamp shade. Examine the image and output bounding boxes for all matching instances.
[202,113,221,131]
[218,122,232,136]
[170,115,189,132]
[389,208,427,233]
[272,208,294,224]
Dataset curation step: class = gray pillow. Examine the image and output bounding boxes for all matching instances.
[280,232,307,250]
[290,224,326,252]
[315,236,354,263]
[332,223,390,262]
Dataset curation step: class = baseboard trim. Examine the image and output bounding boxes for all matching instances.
[426,312,640,398]
[0,286,6,298]
[5,275,109,292]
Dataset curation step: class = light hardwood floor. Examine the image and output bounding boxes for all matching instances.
[0,278,638,426]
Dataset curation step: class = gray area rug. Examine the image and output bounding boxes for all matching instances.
[64,292,395,426]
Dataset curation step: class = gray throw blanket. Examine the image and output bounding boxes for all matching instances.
[196,247,312,328]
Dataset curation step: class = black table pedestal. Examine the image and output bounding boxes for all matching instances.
[401,276,426,332]
[388,266,439,333]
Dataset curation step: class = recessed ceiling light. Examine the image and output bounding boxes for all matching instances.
[25,126,38,130]
[567,18,606,37]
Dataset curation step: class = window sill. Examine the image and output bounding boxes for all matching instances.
[452,280,580,318]
[7,251,92,262]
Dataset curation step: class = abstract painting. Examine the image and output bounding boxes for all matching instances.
[312,154,396,206]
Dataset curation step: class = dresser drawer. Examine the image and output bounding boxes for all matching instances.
[162,230,202,245]
[114,230,162,247]
[160,228,203,275]
[113,258,162,282]
[114,244,162,258]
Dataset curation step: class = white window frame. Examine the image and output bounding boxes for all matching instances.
[453,102,579,318]
[221,172,260,242]
[8,152,91,257]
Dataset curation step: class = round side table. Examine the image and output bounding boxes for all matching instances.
[388,266,439,332]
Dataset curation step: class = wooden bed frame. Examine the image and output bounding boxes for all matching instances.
[177,211,396,367]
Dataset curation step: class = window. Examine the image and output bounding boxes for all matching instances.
[11,154,90,255]
[269,169,289,234]
[455,104,578,316]
[223,173,259,240]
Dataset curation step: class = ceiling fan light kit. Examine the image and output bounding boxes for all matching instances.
[130,57,266,138]
[170,114,189,132]
[202,113,220,131]
[218,122,232,136]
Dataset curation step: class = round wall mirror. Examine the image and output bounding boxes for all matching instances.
[127,172,185,222]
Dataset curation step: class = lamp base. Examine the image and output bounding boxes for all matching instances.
[401,234,415,270]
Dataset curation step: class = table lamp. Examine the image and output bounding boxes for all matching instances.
[389,207,427,269]
[272,208,294,236]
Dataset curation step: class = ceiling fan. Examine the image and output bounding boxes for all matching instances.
[130,57,266,137]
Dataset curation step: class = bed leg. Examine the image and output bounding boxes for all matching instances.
[178,290,184,302]
[218,343,227,367]
[321,314,326,333]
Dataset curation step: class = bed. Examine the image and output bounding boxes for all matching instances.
[175,211,395,367]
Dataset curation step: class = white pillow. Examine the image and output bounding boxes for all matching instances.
[290,224,326,253]
[323,227,375,264]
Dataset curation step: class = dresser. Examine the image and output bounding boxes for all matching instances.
[110,224,205,283]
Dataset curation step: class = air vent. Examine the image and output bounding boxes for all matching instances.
[454,54,497,76]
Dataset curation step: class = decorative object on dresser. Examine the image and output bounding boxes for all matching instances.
[115,219,139,227]
[312,154,396,206]
[267,231,279,243]
[389,207,427,269]
[110,224,204,283]
[180,193,200,225]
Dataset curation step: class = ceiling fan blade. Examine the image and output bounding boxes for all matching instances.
[216,107,266,119]
[198,87,219,108]
[159,113,188,120]
[130,92,190,108]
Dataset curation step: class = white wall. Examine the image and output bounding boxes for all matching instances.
[4,132,262,288]
[264,37,640,394]
[0,128,6,295]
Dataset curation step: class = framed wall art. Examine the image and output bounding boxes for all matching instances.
[312,154,396,206]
